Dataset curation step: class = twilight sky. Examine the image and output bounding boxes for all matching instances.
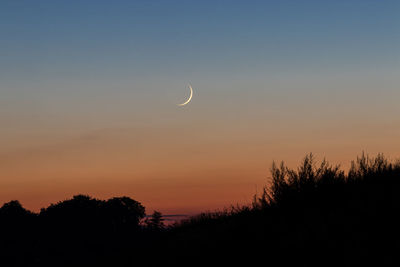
[1,0,399,214]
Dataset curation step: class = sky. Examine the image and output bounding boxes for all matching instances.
[0,0,399,214]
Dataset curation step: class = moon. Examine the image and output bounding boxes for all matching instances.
[177,84,193,106]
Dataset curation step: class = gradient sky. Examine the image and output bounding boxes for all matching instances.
[1,0,399,214]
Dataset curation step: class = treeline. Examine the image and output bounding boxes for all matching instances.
[0,195,163,266]
[1,153,400,266]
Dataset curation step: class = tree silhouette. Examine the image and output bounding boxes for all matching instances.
[145,210,165,231]
[0,200,37,266]
[0,200,33,218]
[104,196,146,233]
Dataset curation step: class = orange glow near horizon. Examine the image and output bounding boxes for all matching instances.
[2,118,400,214]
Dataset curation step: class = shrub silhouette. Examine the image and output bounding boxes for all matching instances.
[161,153,400,266]
[261,153,346,208]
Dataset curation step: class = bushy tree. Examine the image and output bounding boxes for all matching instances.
[0,200,33,218]
[104,196,146,232]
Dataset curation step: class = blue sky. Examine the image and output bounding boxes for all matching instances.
[1,0,398,79]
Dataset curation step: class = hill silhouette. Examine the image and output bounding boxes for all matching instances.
[0,153,399,266]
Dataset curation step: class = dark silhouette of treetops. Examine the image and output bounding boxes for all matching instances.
[1,152,400,266]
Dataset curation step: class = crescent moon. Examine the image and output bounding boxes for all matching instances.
[177,84,193,106]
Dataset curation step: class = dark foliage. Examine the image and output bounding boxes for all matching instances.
[0,195,146,266]
[1,153,400,266]
[155,153,400,266]
[144,210,165,231]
